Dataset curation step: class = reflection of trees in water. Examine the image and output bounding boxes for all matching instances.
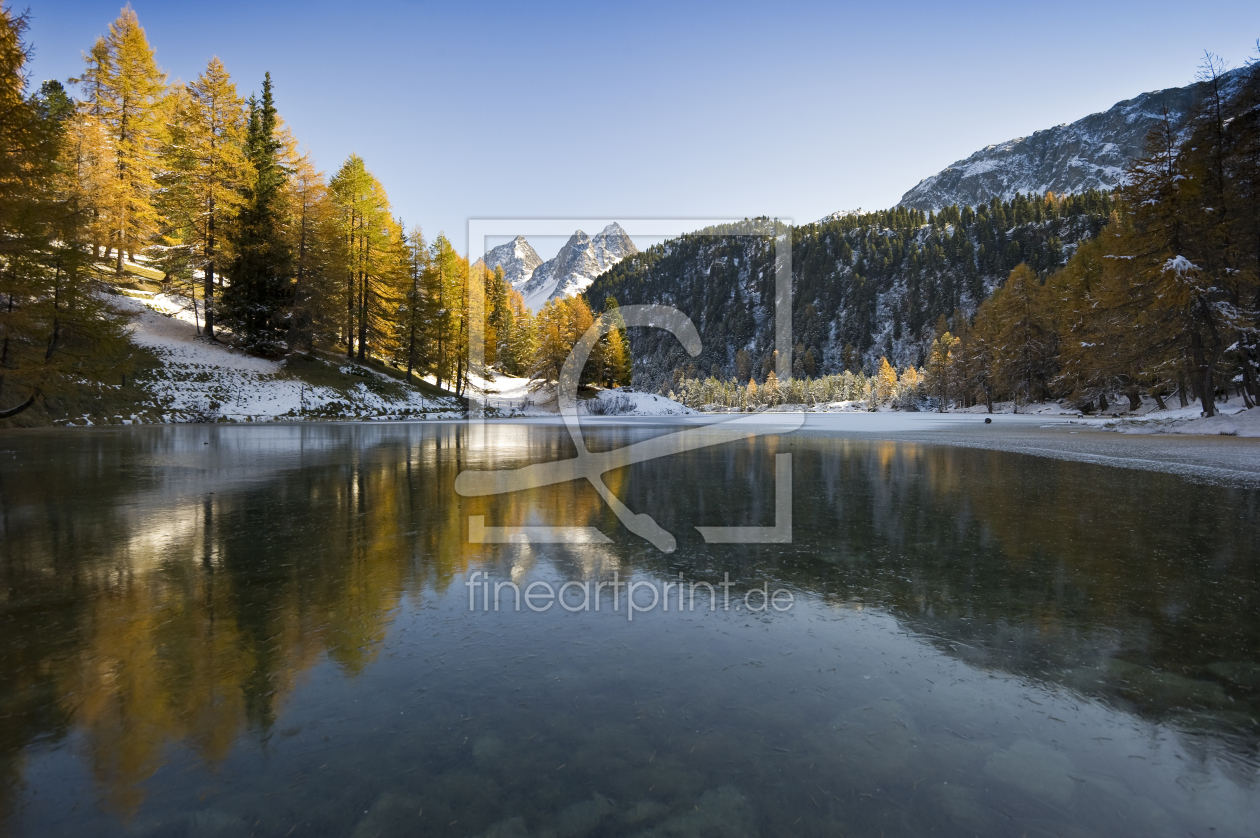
[1,425,1257,823]
[679,437,1260,738]
[0,423,638,820]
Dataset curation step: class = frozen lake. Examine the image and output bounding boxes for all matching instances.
[1,419,1257,837]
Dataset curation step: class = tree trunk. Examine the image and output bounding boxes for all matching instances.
[204,213,216,338]
[346,218,356,360]
[357,266,368,363]
[203,261,216,338]
[1241,336,1259,406]
[1192,330,1216,417]
[288,205,309,353]
[356,233,368,362]
[346,265,355,359]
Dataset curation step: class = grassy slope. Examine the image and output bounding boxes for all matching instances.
[2,267,465,428]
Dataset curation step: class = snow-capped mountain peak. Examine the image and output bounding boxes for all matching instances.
[480,235,543,289]
[486,225,639,312]
[589,222,637,272]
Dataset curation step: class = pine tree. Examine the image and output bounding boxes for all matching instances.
[1,9,127,419]
[485,264,510,371]
[505,291,536,377]
[1171,53,1256,414]
[328,154,397,362]
[924,332,957,411]
[397,224,430,381]
[73,5,166,274]
[220,73,292,352]
[422,233,467,388]
[1065,86,1248,416]
[530,298,566,386]
[1225,53,1260,405]
[734,347,752,382]
[159,57,248,337]
[990,264,1054,409]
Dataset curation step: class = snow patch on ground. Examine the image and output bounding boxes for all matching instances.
[687,394,1259,437]
[692,400,1081,417]
[107,293,463,424]
[1100,404,1260,437]
[469,372,693,417]
[949,400,1080,416]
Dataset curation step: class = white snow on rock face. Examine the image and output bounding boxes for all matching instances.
[480,235,543,288]
[589,222,638,273]
[895,70,1243,211]
[490,223,639,312]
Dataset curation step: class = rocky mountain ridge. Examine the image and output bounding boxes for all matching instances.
[484,223,638,311]
[897,69,1243,211]
[480,236,543,289]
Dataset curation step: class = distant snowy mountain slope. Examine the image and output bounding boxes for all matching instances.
[898,70,1242,211]
[487,223,639,312]
[481,236,543,288]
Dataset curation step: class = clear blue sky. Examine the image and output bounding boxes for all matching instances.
[20,0,1260,257]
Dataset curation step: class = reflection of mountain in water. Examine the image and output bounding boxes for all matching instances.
[1,425,1258,824]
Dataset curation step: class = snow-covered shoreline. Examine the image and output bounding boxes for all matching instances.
[34,291,1260,438]
[467,370,693,418]
[62,292,465,426]
[685,398,1260,437]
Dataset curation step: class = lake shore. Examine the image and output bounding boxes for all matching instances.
[479,411,1260,488]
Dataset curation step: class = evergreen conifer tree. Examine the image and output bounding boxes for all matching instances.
[990,264,1054,409]
[397,224,430,381]
[221,73,292,352]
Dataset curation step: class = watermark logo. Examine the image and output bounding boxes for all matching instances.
[465,571,795,620]
[456,219,797,553]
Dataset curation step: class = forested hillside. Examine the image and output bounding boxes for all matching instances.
[587,192,1112,394]
[602,55,1260,420]
[0,6,626,423]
